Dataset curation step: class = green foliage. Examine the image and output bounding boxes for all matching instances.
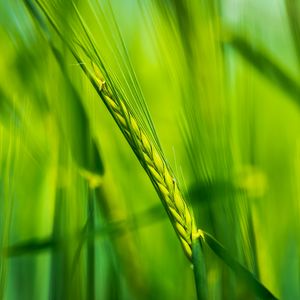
[1,0,299,299]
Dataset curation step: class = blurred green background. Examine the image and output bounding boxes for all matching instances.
[0,0,299,299]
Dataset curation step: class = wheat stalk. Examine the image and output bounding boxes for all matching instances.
[91,65,202,260]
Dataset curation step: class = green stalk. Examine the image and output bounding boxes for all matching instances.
[192,238,208,300]
[86,188,95,300]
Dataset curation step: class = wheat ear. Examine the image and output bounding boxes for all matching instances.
[92,66,201,260]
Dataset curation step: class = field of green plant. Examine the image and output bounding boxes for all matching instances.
[1,1,299,299]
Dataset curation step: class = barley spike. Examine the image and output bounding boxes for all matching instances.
[93,65,199,260]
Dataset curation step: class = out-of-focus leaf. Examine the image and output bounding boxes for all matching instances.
[24,0,104,179]
[285,0,300,65]
[226,34,300,107]
[0,88,21,128]
[3,203,164,257]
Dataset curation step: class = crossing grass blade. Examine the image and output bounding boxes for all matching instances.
[202,232,278,300]
[285,0,300,66]
[225,33,300,107]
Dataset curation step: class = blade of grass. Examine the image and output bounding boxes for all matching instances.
[285,0,300,68]
[202,232,279,300]
[86,188,96,300]
[23,0,104,179]
[49,186,64,300]
[226,33,300,108]
[3,203,164,257]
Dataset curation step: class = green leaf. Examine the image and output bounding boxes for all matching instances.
[203,232,278,300]
[227,33,300,108]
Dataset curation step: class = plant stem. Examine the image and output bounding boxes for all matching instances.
[192,238,207,300]
[87,188,95,300]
